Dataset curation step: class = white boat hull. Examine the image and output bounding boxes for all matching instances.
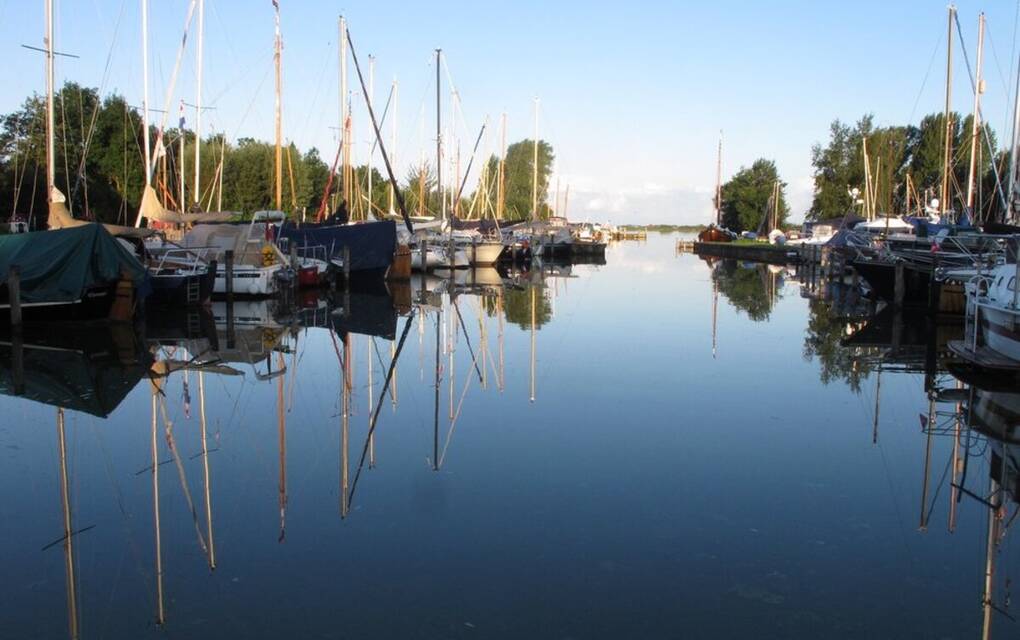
[461,241,504,265]
[213,264,282,297]
[981,304,1020,362]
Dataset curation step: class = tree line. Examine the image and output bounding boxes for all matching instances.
[0,83,556,227]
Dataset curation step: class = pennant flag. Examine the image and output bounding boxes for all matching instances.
[179,100,186,129]
[919,413,927,431]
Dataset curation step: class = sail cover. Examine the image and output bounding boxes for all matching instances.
[0,224,147,304]
[139,185,234,224]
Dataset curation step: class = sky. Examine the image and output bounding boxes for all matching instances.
[1,0,1019,224]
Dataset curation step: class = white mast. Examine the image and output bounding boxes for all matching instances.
[1008,55,1020,223]
[965,13,985,219]
[44,0,56,200]
[714,130,723,225]
[193,0,204,207]
[532,97,539,220]
[179,100,186,209]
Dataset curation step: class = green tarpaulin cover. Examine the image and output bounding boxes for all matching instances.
[0,224,145,304]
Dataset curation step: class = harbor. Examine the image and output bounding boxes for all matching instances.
[4,1,1020,638]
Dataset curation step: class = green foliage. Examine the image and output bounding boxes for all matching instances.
[719,158,787,233]
[710,259,779,322]
[810,111,1000,221]
[503,284,552,329]
[483,139,555,221]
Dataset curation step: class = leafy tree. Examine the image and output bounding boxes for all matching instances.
[719,158,787,232]
[483,139,554,221]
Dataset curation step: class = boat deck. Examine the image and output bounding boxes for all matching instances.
[947,340,1020,371]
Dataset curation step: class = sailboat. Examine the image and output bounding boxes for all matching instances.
[276,15,397,285]
[697,131,735,243]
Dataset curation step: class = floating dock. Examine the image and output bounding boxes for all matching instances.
[691,241,801,265]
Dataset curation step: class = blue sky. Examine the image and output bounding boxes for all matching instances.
[1,1,1018,223]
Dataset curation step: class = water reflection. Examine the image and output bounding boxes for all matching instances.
[5,237,1020,637]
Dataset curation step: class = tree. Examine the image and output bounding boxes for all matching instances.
[720,158,787,232]
[483,139,554,221]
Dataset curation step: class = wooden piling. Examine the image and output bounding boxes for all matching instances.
[8,265,22,327]
[894,262,905,306]
[224,250,234,301]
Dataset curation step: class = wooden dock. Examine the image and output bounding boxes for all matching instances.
[692,241,800,265]
[613,230,647,240]
[948,340,1020,371]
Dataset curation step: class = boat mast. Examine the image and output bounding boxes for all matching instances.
[339,16,349,208]
[56,409,79,640]
[965,13,986,221]
[193,0,204,207]
[179,100,186,209]
[940,5,955,217]
[273,0,283,211]
[198,372,216,569]
[389,78,398,215]
[436,49,444,221]
[532,97,539,220]
[141,0,152,189]
[367,55,375,217]
[1009,49,1020,223]
[44,0,57,209]
[714,130,723,226]
[497,112,507,220]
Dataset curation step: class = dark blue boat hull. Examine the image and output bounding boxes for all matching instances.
[277,220,396,279]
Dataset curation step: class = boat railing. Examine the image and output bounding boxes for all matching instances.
[152,246,213,275]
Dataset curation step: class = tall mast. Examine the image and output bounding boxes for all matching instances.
[1009,47,1020,222]
[940,5,955,216]
[141,0,152,187]
[367,55,375,216]
[273,0,283,211]
[563,184,570,219]
[193,0,204,206]
[965,13,986,220]
[44,0,57,205]
[57,409,79,640]
[532,97,539,220]
[179,100,186,209]
[497,112,507,220]
[436,49,443,221]
[714,130,723,225]
[389,78,398,215]
[340,16,349,206]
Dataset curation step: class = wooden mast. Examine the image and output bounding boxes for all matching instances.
[965,13,986,221]
[532,98,539,220]
[151,392,165,625]
[273,0,282,211]
[939,5,955,217]
[277,352,287,540]
[193,0,203,207]
[198,372,215,569]
[714,130,723,225]
[497,112,507,221]
[57,409,79,640]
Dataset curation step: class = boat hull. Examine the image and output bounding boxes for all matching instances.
[277,220,396,276]
[146,263,217,307]
[213,264,282,297]
[981,304,1020,362]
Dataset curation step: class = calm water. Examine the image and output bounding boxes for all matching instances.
[1,233,1016,639]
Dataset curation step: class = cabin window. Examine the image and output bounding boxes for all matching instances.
[1010,277,1017,292]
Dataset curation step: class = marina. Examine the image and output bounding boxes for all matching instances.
[3,0,1020,637]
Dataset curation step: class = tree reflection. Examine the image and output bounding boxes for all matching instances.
[802,298,873,392]
[709,259,781,322]
[503,284,552,330]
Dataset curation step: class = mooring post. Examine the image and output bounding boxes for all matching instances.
[894,262,905,307]
[224,250,235,302]
[8,265,22,327]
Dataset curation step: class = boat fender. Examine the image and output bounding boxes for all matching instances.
[262,245,276,266]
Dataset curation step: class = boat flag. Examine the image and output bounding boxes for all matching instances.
[179,99,186,130]
[918,413,927,431]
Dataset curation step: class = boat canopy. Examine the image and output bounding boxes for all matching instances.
[0,224,146,304]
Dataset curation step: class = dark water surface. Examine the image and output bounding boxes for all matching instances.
[1,233,1016,639]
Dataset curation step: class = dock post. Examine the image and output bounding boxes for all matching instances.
[343,246,351,290]
[894,262,905,307]
[8,265,22,327]
[224,250,235,302]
